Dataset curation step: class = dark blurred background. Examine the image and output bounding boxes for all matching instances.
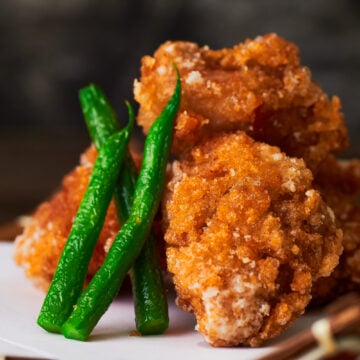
[1,0,359,227]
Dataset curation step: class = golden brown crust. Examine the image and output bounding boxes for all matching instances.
[134,34,348,171]
[163,132,342,346]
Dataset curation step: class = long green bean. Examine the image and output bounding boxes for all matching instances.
[79,85,169,334]
[37,119,133,333]
[61,71,181,340]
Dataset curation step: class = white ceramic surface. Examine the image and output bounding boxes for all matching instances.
[0,242,319,360]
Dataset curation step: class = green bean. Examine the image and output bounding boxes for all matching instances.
[61,70,181,341]
[79,85,169,334]
[78,83,119,150]
[130,233,167,334]
[37,118,133,333]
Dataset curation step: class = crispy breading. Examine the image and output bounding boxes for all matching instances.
[163,132,342,347]
[134,34,348,171]
[13,146,120,291]
[312,156,360,302]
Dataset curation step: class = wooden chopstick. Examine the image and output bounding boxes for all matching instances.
[258,293,360,360]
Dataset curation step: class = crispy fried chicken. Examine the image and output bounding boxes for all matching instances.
[163,132,342,346]
[134,34,347,171]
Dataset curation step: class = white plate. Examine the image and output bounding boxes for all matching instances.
[0,242,320,360]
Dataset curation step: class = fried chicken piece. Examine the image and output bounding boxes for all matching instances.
[13,146,119,291]
[134,34,347,171]
[163,132,342,347]
[312,156,360,302]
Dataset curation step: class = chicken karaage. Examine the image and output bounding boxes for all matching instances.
[163,131,342,346]
[312,156,360,302]
[134,33,347,171]
[13,33,359,348]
